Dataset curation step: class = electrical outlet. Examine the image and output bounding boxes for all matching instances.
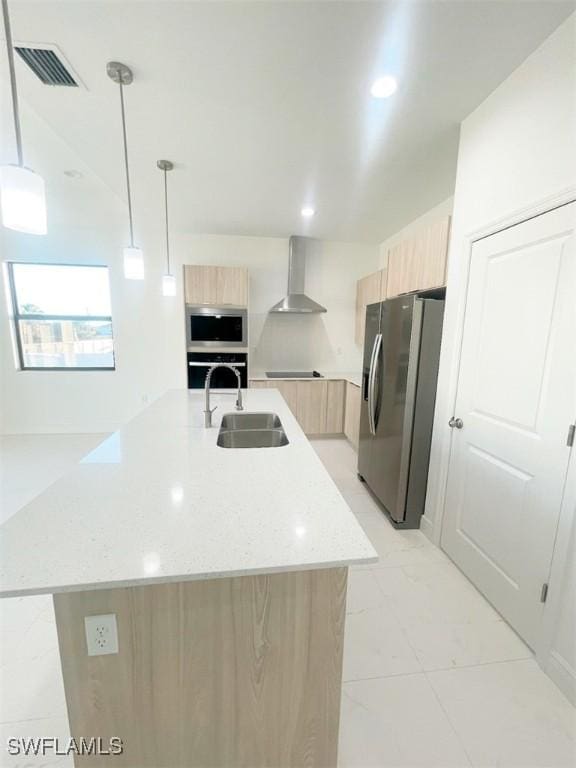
[84,614,119,656]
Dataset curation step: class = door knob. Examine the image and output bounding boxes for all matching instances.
[449,417,464,429]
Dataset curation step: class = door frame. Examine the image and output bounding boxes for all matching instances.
[423,185,576,675]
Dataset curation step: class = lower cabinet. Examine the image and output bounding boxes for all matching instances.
[249,379,345,436]
[343,381,361,450]
[325,380,345,434]
[250,379,298,414]
[296,381,328,435]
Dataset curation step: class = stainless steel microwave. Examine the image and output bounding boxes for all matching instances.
[186,306,248,348]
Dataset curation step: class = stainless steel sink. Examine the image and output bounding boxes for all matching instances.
[220,412,282,430]
[217,412,289,449]
[217,429,289,449]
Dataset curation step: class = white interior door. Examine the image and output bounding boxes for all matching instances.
[441,202,575,649]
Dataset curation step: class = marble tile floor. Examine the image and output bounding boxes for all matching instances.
[0,434,574,767]
[311,437,576,768]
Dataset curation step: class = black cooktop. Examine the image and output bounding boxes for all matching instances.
[266,371,323,378]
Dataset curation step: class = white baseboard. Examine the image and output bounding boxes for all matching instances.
[420,514,435,542]
[544,651,576,706]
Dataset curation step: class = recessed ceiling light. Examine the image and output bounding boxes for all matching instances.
[370,76,398,99]
[301,206,315,218]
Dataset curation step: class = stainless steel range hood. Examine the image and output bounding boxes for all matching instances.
[269,236,327,313]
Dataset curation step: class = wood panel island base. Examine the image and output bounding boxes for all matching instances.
[54,567,347,768]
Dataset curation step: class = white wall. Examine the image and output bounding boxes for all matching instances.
[0,107,379,434]
[0,206,176,433]
[423,14,576,701]
[0,104,157,434]
[378,196,454,269]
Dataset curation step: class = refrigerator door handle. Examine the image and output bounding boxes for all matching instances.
[372,333,385,432]
[368,333,382,436]
[367,335,378,435]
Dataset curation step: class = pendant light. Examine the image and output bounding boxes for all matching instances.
[157,159,176,296]
[0,0,47,234]
[107,61,144,280]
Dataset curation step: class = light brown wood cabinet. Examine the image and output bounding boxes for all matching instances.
[386,238,418,298]
[344,381,361,450]
[55,569,346,767]
[184,265,249,306]
[417,215,451,291]
[355,268,387,347]
[325,380,346,434]
[184,265,217,305]
[250,379,299,416]
[385,215,451,298]
[249,379,346,436]
[297,380,328,434]
[354,216,450,346]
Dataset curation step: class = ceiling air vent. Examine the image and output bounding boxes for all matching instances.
[15,45,79,87]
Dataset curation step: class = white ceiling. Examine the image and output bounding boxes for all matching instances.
[4,0,575,242]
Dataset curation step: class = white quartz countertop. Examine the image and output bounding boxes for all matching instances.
[0,389,377,598]
[250,371,362,387]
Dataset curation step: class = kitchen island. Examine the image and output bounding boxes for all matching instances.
[0,389,377,767]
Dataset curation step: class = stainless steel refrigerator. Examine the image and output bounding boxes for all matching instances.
[358,294,444,528]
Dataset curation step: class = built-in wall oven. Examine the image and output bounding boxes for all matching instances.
[186,306,247,348]
[187,352,248,390]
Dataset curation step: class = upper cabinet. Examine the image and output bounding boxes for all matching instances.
[354,215,450,346]
[184,265,249,307]
[416,215,451,291]
[184,266,217,304]
[386,238,419,298]
[355,268,387,347]
[215,267,249,306]
[385,215,451,298]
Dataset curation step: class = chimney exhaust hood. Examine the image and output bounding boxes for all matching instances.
[269,236,327,314]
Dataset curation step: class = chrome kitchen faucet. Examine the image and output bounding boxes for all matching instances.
[204,364,244,428]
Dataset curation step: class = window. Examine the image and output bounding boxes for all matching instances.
[7,263,115,370]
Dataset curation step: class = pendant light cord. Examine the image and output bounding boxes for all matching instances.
[2,0,23,166]
[118,80,135,247]
[163,167,170,274]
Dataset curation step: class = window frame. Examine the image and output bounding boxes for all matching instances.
[7,261,116,372]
